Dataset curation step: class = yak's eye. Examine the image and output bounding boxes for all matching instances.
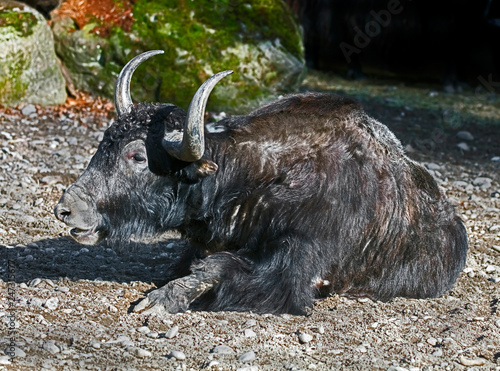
[133,153,146,163]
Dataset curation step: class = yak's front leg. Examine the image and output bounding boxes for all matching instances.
[133,252,248,315]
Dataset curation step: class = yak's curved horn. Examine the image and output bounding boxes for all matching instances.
[163,70,233,162]
[114,50,164,117]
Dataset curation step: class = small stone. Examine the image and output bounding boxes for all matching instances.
[490,276,500,283]
[21,104,37,116]
[426,162,441,170]
[238,351,256,362]
[459,355,486,366]
[211,344,234,354]
[0,355,11,365]
[432,348,443,357]
[146,331,159,338]
[473,177,492,190]
[165,325,179,339]
[136,326,150,334]
[495,319,500,328]
[298,332,313,344]
[456,131,474,141]
[29,278,42,287]
[44,297,59,310]
[42,341,60,354]
[492,245,500,253]
[56,286,69,293]
[128,347,152,358]
[427,337,438,346]
[108,305,118,313]
[91,341,101,349]
[485,265,498,273]
[491,156,500,162]
[169,350,186,360]
[456,142,470,151]
[244,319,257,327]
[244,329,256,337]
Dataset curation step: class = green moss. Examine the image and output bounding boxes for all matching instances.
[0,10,37,37]
[54,0,305,112]
[0,52,30,103]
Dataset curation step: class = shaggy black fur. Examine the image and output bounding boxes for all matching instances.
[56,92,468,315]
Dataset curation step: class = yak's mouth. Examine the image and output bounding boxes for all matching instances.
[70,226,100,245]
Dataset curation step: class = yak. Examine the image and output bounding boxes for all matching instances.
[55,50,468,315]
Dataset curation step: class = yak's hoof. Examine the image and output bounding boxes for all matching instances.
[133,282,190,315]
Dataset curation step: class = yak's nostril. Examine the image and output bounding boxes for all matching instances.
[54,204,71,223]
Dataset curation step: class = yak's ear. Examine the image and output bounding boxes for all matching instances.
[183,158,218,179]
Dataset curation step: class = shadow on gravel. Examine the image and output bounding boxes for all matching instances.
[0,237,189,285]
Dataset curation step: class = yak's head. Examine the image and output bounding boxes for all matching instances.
[54,50,231,245]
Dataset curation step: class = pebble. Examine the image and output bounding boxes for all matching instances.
[91,341,101,349]
[56,286,69,293]
[169,350,186,360]
[42,341,60,354]
[495,319,500,328]
[146,331,159,338]
[459,355,486,366]
[297,332,313,344]
[0,356,11,365]
[456,142,470,151]
[492,245,500,253]
[238,351,256,362]
[211,345,234,355]
[244,329,256,337]
[21,104,37,116]
[426,162,441,170]
[244,319,257,327]
[44,297,59,310]
[136,326,150,334]
[128,347,152,358]
[473,177,492,190]
[456,131,474,141]
[165,325,179,339]
[427,337,438,346]
[29,278,42,287]
[432,348,443,357]
[491,156,500,162]
[485,265,498,273]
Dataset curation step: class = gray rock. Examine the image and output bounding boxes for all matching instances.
[244,329,256,337]
[0,2,66,106]
[211,344,235,355]
[238,351,256,362]
[456,131,474,141]
[128,347,152,358]
[473,177,492,190]
[21,104,37,116]
[165,325,179,339]
[169,350,186,360]
[426,163,441,170]
[43,297,59,310]
[298,332,313,344]
[456,142,470,151]
[42,341,60,354]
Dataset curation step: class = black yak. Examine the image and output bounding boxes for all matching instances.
[55,50,468,315]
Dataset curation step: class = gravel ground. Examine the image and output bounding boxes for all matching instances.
[0,83,499,370]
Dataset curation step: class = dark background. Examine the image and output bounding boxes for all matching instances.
[286,0,500,93]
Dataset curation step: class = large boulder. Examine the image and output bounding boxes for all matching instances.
[0,0,66,106]
[51,0,305,113]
